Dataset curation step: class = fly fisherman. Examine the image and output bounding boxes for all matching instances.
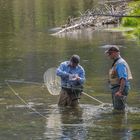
[56,54,85,107]
[105,45,132,111]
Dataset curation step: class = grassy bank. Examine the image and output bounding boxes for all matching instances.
[122,0,140,39]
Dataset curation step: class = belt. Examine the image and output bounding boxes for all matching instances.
[110,85,120,89]
[61,86,82,90]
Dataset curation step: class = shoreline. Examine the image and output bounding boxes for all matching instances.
[51,0,132,36]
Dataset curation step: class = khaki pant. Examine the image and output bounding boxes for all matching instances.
[58,88,81,107]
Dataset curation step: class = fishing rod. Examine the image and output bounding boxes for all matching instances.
[6,79,41,85]
[44,67,105,105]
[7,73,101,104]
[56,85,103,104]
[82,92,104,104]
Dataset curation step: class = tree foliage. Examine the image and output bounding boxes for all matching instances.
[122,1,140,39]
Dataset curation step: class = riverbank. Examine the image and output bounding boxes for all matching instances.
[52,0,132,36]
[122,0,140,39]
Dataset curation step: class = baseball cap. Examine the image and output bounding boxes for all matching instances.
[70,54,80,64]
[105,45,120,54]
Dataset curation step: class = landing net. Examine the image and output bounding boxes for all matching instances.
[43,67,61,95]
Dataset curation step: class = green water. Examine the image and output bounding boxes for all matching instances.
[0,0,140,140]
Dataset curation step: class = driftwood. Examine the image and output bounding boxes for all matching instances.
[52,0,132,36]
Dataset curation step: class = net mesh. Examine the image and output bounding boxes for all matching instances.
[43,67,61,95]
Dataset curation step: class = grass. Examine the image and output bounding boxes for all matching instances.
[121,0,140,39]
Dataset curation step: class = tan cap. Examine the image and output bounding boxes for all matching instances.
[105,45,120,54]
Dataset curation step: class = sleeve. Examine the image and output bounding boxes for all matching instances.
[78,67,86,84]
[56,63,69,78]
[116,63,128,80]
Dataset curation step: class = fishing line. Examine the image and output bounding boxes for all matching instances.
[5,81,47,119]
[6,79,41,85]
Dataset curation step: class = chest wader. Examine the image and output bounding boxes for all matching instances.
[109,58,131,110]
[111,85,129,110]
[58,86,83,107]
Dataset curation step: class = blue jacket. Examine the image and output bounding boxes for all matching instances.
[56,61,85,88]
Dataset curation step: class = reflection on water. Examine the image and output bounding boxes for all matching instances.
[1,81,140,140]
[44,107,62,139]
[44,105,87,140]
[43,103,140,140]
[51,28,95,40]
[0,0,140,139]
[111,112,133,140]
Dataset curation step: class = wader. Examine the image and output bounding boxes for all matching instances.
[109,57,132,110]
[58,87,82,107]
[111,85,129,110]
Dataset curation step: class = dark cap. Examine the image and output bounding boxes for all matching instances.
[105,45,120,54]
[70,54,80,64]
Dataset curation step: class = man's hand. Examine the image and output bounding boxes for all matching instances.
[69,74,80,81]
[75,75,80,80]
[115,91,122,97]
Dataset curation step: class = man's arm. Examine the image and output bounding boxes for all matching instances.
[75,67,85,85]
[56,63,69,78]
[115,63,127,96]
[115,78,126,96]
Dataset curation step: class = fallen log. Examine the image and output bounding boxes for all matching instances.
[51,0,133,36]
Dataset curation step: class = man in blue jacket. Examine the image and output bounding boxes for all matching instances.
[56,54,85,107]
[105,45,132,110]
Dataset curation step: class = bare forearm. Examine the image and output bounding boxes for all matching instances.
[119,78,126,93]
[115,78,126,96]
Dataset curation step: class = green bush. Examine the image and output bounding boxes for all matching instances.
[122,18,138,27]
[122,1,140,39]
[122,1,140,27]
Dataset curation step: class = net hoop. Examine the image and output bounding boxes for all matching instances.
[43,67,61,95]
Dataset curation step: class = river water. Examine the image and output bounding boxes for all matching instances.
[0,0,140,140]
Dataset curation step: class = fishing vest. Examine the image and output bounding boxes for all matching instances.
[109,57,132,85]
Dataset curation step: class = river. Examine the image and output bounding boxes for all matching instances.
[0,0,140,140]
